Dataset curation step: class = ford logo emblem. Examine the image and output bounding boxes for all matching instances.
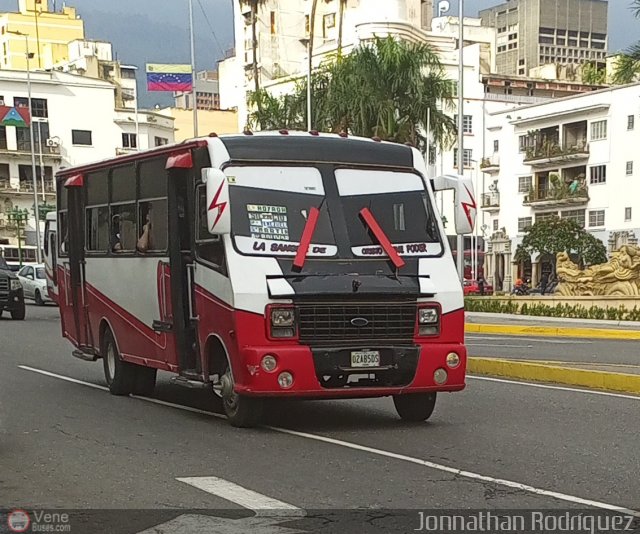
[350,317,369,327]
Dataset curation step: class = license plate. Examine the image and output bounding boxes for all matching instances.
[350,350,381,368]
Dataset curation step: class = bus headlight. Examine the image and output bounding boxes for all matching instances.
[417,305,440,336]
[10,279,21,291]
[418,308,439,324]
[267,305,298,339]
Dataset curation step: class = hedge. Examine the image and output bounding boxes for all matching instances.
[464,298,640,322]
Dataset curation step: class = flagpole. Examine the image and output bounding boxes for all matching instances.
[188,0,198,137]
[134,77,140,151]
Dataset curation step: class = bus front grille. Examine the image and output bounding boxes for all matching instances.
[297,301,416,345]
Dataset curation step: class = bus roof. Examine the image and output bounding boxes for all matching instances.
[55,132,417,180]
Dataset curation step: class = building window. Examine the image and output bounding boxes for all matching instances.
[455,115,473,134]
[453,148,472,167]
[535,212,557,223]
[122,133,137,149]
[305,15,310,36]
[625,207,632,222]
[590,165,606,184]
[562,209,586,228]
[588,210,605,227]
[493,219,499,231]
[627,161,634,176]
[518,217,532,233]
[590,120,607,141]
[518,175,532,193]
[493,140,499,152]
[519,134,534,152]
[14,96,48,118]
[628,115,635,131]
[154,136,169,147]
[323,13,335,38]
[72,129,93,146]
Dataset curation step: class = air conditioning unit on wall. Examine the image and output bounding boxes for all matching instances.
[46,138,59,148]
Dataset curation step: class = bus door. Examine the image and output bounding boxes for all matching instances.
[165,152,201,378]
[60,175,92,349]
[44,214,58,302]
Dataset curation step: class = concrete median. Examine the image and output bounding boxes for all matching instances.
[468,357,640,395]
[465,323,640,340]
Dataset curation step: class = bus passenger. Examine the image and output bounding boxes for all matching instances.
[137,203,152,253]
[111,214,122,252]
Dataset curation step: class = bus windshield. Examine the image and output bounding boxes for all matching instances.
[227,166,443,259]
[229,166,337,258]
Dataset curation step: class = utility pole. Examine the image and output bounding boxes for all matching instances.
[188,0,198,137]
[456,0,465,282]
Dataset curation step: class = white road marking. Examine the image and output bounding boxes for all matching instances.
[467,343,534,349]
[468,375,640,400]
[19,364,640,517]
[177,476,303,516]
[466,335,592,345]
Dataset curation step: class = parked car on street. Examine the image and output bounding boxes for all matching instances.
[17,263,53,306]
[463,279,493,296]
[0,256,25,319]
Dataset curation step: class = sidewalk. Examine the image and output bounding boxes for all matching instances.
[466,311,640,395]
[465,311,640,340]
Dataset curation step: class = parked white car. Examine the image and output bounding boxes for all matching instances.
[17,264,53,305]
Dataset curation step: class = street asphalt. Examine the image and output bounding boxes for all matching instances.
[2,306,640,533]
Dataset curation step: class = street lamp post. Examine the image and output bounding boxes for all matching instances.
[456,0,465,282]
[9,30,42,264]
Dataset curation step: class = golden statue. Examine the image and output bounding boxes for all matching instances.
[556,246,640,296]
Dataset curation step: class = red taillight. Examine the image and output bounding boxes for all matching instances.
[266,304,299,341]
[416,303,441,337]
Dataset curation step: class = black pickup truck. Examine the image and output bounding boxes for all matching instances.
[0,256,25,320]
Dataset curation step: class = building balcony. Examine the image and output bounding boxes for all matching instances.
[523,185,589,208]
[481,192,500,211]
[0,144,62,160]
[523,142,589,167]
[480,156,500,174]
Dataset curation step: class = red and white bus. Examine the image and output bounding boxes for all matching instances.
[48,132,476,427]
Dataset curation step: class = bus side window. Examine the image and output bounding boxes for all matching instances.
[195,185,226,275]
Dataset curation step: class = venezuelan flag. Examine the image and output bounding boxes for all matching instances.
[146,64,193,92]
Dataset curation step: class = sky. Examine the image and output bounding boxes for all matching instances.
[0,0,636,107]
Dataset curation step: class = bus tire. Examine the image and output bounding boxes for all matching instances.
[133,366,157,397]
[102,329,135,396]
[10,301,26,320]
[220,367,263,428]
[393,392,437,422]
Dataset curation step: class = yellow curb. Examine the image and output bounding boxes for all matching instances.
[469,357,640,395]
[465,323,640,340]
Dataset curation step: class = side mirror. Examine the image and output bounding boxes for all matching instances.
[203,168,231,235]
[432,174,476,235]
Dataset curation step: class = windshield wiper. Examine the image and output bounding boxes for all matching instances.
[293,206,320,270]
[359,207,406,269]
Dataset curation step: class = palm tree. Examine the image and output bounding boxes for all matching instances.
[614,0,640,84]
[239,0,267,96]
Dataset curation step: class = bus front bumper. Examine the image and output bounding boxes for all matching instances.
[233,343,467,398]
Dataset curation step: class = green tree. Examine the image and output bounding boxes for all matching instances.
[613,1,640,84]
[581,62,606,85]
[249,37,457,151]
[514,216,608,272]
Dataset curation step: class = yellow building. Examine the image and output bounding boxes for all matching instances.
[0,0,84,70]
[160,108,239,142]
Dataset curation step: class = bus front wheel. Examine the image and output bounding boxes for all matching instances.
[393,392,437,422]
[220,367,263,428]
[102,329,136,396]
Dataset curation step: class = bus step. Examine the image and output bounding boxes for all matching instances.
[72,349,97,362]
[171,375,209,389]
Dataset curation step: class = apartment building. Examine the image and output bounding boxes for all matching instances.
[479,0,608,77]
[480,83,640,291]
[174,70,221,111]
[0,69,175,246]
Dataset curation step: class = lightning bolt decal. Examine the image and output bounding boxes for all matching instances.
[461,184,477,229]
[208,180,227,231]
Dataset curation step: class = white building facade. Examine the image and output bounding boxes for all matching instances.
[481,83,640,291]
[0,70,175,245]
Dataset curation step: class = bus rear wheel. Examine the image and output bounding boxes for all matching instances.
[393,392,437,422]
[220,367,263,428]
[102,330,136,395]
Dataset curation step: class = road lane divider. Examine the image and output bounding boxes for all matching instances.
[18,364,640,518]
[465,323,640,340]
[469,357,640,395]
